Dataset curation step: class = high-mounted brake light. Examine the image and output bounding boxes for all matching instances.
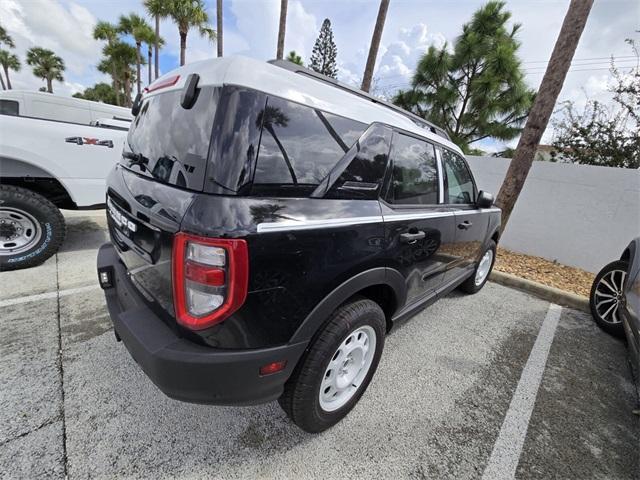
[145,74,180,93]
[172,233,249,330]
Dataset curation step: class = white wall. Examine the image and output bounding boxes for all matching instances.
[467,156,640,273]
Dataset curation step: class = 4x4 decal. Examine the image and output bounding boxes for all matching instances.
[65,136,114,148]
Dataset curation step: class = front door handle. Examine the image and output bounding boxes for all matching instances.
[458,221,473,230]
[400,231,426,244]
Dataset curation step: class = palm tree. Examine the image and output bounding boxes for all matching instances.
[285,50,303,66]
[276,0,288,60]
[145,30,164,85]
[496,0,594,229]
[162,0,216,66]
[144,0,166,80]
[26,47,65,93]
[0,24,15,48]
[256,106,297,184]
[119,13,155,95]
[93,21,121,105]
[361,0,390,92]
[0,24,16,90]
[100,41,138,107]
[0,50,20,89]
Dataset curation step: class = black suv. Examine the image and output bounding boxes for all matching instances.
[98,57,501,432]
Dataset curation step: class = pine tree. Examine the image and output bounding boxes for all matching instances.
[309,18,338,78]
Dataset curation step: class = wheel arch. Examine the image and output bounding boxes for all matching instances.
[289,267,407,343]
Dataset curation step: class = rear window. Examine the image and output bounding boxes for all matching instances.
[0,100,19,116]
[251,96,366,197]
[122,87,218,191]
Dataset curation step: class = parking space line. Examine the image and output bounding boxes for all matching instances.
[0,284,100,308]
[482,303,563,480]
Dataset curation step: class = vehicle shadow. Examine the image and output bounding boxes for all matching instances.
[58,215,108,254]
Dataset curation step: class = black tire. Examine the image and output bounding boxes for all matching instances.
[0,185,66,271]
[459,240,497,294]
[589,260,628,338]
[279,297,386,433]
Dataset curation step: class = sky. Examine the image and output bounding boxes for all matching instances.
[1,0,638,151]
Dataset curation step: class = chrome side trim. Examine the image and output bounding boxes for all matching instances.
[257,215,383,233]
[257,207,501,232]
[435,148,445,204]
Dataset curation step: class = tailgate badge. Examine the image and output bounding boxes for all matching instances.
[108,200,138,234]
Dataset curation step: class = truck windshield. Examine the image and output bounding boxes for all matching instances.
[121,86,219,191]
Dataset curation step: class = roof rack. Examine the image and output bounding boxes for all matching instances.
[268,59,451,141]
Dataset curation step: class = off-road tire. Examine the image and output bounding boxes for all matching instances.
[0,185,66,271]
[279,297,386,433]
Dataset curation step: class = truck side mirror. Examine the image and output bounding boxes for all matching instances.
[477,190,494,208]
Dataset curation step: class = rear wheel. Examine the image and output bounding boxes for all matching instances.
[0,185,66,271]
[279,297,385,433]
[590,260,628,338]
[459,240,496,294]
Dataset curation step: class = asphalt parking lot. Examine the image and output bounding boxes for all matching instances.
[1,211,638,479]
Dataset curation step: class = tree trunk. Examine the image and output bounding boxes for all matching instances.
[124,76,132,107]
[216,0,223,57]
[114,78,121,107]
[135,42,142,95]
[111,63,120,105]
[0,72,6,90]
[180,31,187,66]
[47,77,53,93]
[148,46,152,85]
[276,0,288,60]
[154,15,160,79]
[495,0,593,230]
[3,67,10,89]
[361,0,390,92]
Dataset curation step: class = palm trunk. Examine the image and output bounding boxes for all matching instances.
[135,42,142,95]
[216,0,223,57]
[495,0,593,230]
[0,70,6,90]
[114,78,121,107]
[276,0,288,60]
[124,76,132,107]
[180,31,187,66]
[154,15,160,79]
[266,125,297,184]
[361,0,389,92]
[4,67,11,89]
[47,77,53,93]
[148,46,152,85]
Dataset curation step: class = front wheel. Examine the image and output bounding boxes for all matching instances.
[589,260,628,338]
[0,185,66,271]
[459,240,497,294]
[279,297,386,433]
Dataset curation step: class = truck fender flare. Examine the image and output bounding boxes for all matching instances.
[290,267,407,344]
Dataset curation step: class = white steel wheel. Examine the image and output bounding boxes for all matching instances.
[319,325,377,412]
[0,207,42,256]
[475,249,494,286]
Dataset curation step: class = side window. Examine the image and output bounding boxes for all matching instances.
[388,133,438,205]
[324,124,392,200]
[443,149,475,204]
[252,96,366,197]
[0,100,19,116]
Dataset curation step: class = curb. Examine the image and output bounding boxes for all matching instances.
[489,270,590,313]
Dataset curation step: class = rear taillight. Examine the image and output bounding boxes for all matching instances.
[172,233,249,330]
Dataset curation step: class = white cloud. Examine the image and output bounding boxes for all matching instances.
[0,0,104,95]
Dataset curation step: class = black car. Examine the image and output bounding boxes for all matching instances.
[97,57,501,432]
[590,238,640,393]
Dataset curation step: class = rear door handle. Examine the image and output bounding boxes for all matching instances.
[400,231,426,244]
[458,221,473,230]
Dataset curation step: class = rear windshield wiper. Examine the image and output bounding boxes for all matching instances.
[122,151,149,172]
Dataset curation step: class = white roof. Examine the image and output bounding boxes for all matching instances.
[145,56,463,155]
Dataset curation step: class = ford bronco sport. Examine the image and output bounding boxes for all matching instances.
[97,56,501,433]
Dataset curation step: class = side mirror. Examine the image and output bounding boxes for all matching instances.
[131,93,143,116]
[477,190,494,208]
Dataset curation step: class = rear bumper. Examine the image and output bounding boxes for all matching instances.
[97,242,307,405]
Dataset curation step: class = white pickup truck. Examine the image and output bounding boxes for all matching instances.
[0,91,132,270]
